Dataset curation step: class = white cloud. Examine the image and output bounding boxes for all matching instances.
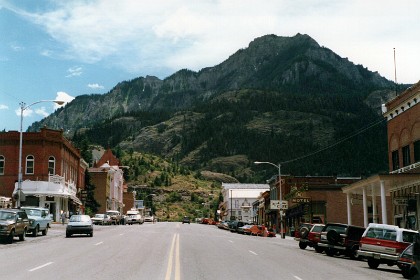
[0,104,9,110]
[87,83,104,90]
[54,91,75,109]
[66,66,82,77]
[35,107,49,117]
[5,0,420,83]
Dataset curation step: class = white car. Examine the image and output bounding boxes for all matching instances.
[91,214,111,225]
[144,216,154,222]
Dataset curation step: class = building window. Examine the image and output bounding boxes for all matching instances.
[48,156,55,175]
[402,145,411,167]
[415,140,420,163]
[0,155,4,175]
[26,155,34,174]
[392,150,399,171]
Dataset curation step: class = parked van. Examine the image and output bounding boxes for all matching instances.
[126,209,143,225]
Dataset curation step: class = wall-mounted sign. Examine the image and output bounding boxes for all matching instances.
[393,197,408,206]
[292,197,311,203]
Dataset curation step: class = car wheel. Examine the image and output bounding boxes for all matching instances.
[408,268,418,279]
[32,225,39,237]
[19,229,26,241]
[349,245,360,260]
[299,242,307,250]
[66,232,71,238]
[42,226,49,236]
[326,229,340,244]
[6,230,14,244]
[367,259,380,269]
[89,232,93,237]
[300,227,309,239]
[314,246,324,253]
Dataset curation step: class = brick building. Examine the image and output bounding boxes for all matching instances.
[88,149,125,214]
[343,80,420,229]
[0,128,87,221]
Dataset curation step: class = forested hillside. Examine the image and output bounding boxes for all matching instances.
[30,34,404,182]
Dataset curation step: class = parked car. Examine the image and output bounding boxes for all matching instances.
[0,208,29,243]
[318,223,365,259]
[229,221,248,233]
[294,223,313,240]
[21,206,51,236]
[91,213,111,225]
[144,215,154,222]
[126,210,143,225]
[66,215,93,237]
[357,223,417,269]
[237,224,253,234]
[243,225,265,236]
[295,223,325,253]
[396,243,418,279]
[105,210,122,225]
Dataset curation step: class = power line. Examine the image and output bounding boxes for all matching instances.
[280,117,386,165]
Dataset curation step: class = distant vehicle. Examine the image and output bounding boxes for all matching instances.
[105,210,122,225]
[144,215,154,223]
[126,210,143,225]
[91,214,111,225]
[66,215,93,237]
[182,216,190,224]
[237,224,252,234]
[229,221,248,232]
[357,223,417,269]
[21,206,51,236]
[0,209,29,243]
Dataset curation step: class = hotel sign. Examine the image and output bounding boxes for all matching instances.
[292,197,311,203]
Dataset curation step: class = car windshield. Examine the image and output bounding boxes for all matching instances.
[24,209,42,217]
[70,215,91,222]
[365,228,397,241]
[0,211,15,221]
[95,214,104,218]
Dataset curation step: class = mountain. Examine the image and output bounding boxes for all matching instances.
[30,33,402,181]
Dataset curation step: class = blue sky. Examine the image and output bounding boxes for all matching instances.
[1,0,419,131]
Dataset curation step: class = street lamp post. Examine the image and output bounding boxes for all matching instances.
[254,161,285,239]
[16,100,65,207]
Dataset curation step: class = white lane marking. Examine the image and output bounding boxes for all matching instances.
[175,233,180,280]
[228,240,233,243]
[249,250,258,255]
[94,241,103,246]
[119,233,124,236]
[29,262,53,272]
[293,276,303,280]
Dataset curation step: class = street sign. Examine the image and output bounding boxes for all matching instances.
[270,200,288,210]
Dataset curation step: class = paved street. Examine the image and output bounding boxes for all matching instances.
[0,222,404,280]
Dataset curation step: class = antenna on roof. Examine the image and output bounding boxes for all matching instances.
[394,48,398,96]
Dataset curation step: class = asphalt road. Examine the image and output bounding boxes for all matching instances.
[0,222,405,280]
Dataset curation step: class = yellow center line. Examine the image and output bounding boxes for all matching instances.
[165,233,180,280]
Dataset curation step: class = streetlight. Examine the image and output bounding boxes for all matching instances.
[16,100,65,207]
[254,161,285,239]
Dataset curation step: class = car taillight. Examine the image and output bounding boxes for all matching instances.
[399,256,414,263]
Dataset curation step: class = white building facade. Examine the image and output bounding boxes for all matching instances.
[221,183,269,223]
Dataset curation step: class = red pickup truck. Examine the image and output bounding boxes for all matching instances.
[295,223,325,253]
[357,223,417,270]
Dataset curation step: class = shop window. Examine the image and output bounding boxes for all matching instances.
[48,156,55,175]
[0,155,4,175]
[402,145,411,167]
[415,140,420,163]
[392,150,399,171]
[26,155,34,174]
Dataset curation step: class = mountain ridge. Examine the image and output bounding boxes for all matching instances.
[30,33,402,181]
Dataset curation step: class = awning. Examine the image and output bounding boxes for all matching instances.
[70,196,82,205]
